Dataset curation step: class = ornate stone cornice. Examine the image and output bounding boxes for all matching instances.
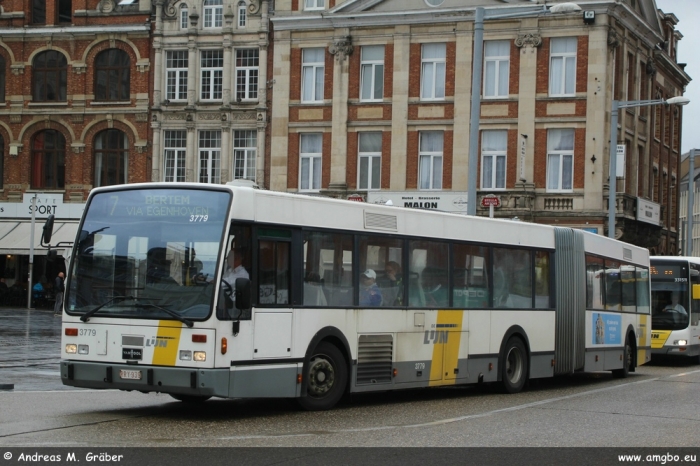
[329,36,353,60]
[515,33,542,48]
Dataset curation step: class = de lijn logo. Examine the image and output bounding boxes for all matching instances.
[423,323,458,344]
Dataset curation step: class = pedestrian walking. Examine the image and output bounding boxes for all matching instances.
[54,272,64,316]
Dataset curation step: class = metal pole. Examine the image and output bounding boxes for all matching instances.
[27,194,37,309]
[467,7,484,216]
[608,100,619,239]
[687,148,696,256]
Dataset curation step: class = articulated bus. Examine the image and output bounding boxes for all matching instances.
[650,257,700,361]
[49,183,651,410]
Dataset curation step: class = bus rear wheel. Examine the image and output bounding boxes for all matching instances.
[612,336,633,379]
[501,337,528,393]
[297,342,347,411]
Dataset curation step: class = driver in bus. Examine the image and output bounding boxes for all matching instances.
[663,292,687,315]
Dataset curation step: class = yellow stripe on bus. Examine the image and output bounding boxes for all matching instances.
[152,321,183,367]
[651,329,672,350]
[429,310,464,386]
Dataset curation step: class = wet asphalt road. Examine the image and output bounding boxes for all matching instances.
[0,308,65,392]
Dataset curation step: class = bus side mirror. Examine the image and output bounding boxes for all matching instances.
[42,215,55,245]
[46,250,58,262]
[235,277,252,311]
[693,284,700,300]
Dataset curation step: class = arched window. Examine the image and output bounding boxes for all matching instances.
[95,49,130,101]
[32,51,68,102]
[94,129,128,187]
[31,130,65,189]
[0,56,5,103]
[180,4,189,29]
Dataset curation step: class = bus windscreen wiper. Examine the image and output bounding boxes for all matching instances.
[135,303,194,328]
[80,295,136,322]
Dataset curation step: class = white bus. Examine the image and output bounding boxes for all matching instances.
[51,183,651,410]
[650,257,700,361]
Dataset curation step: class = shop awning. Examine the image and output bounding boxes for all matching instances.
[0,221,79,255]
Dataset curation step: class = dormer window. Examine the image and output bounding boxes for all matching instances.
[304,0,324,11]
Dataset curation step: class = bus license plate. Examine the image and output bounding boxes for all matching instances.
[119,370,142,380]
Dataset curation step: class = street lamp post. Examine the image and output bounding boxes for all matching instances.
[607,96,690,239]
[467,3,581,216]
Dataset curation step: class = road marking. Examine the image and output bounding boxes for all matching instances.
[217,371,700,439]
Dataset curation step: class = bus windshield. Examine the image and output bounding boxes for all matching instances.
[651,262,690,331]
[65,187,231,321]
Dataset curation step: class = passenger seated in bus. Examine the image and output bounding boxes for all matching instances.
[359,269,382,306]
[422,267,448,308]
[378,261,403,306]
[663,292,687,316]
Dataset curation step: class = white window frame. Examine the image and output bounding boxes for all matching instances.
[546,129,574,192]
[203,0,223,28]
[163,130,187,182]
[418,131,443,190]
[233,130,257,181]
[180,4,188,29]
[301,48,325,103]
[200,50,223,101]
[357,132,382,191]
[166,50,188,101]
[304,0,325,11]
[420,43,446,101]
[360,45,384,102]
[549,37,577,97]
[480,130,507,190]
[199,130,221,184]
[235,49,259,101]
[238,3,247,28]
[299,133,322,192]
[483,40,509,99]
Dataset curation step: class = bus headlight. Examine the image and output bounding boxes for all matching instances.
[179,350,192,361]
[193,351,206,362]
[674,340,688,346]
[78,345,89,355]
[65,344,77,354]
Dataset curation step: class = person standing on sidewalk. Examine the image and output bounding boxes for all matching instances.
[53,272,64,316]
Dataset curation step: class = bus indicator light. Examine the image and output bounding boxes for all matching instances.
[221,337,227,354]
[65,328,78,336]
[192,334,207,343]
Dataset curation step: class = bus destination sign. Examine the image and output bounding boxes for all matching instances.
[650,264,683,279]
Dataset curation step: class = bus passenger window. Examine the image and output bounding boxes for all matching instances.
[534,250,551,309]
[453,244,489,309]
[636,267,650,314]
[359,235,403,307]
[302,231,353,307]
[408,240,448,308]
[586,255,605,310]
[493,247,532,309]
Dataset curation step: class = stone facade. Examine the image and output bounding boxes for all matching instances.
[149,0,270,186]
[267,0,690,254]
[0,0,153,203]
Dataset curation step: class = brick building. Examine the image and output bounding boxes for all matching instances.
[268,0,690,254]
[0,0,153,294]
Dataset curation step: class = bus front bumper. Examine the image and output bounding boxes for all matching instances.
[60,360,231,398]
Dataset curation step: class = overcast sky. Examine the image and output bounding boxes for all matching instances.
[655,0,698,154]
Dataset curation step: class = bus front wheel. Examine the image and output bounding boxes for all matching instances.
[501,337,528,393]
[297,342,347,411]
